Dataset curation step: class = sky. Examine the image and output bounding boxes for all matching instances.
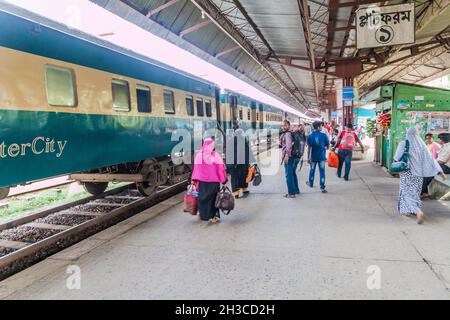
[3,0,311,118]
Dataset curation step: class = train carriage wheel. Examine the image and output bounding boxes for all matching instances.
[136,181,158,197]
[0,187,10,200]
[83,182,108,196]
[136,158,160,197]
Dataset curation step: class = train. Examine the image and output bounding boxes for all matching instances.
[0,5,307,200]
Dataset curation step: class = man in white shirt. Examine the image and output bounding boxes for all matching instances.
[303,122,312,137]
[321,122,330,140]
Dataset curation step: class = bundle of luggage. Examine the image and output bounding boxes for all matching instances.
[246,164,262,186]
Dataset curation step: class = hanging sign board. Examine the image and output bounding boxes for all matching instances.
[356,3,415,49]
[343,86,355,99]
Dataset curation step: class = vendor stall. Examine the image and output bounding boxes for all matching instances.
[363,82,450,170]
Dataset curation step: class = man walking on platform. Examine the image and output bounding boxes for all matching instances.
[334,123,364,181]
[281,120,298,198]
[291,124,306,195]
[306,121,330,193]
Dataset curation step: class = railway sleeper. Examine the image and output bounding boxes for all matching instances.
[0,239,29,250]
[24,222,71,231]
[83,202,124,208]
[57,211,102,217]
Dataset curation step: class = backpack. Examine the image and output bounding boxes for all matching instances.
[291,131,305,158]
[340,131,356,150]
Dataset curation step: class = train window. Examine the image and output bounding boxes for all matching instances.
[136,85,151,113]
[112,79,130,111]
[205,100,212,117]
[45,65,77,107]
[164,90,176,114]
[186,96,194,116]
[196,98,204,117]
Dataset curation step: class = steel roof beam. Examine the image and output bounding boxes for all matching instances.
[327,26,356,32]
[298,0,320,101]
[146,0,180,17]
[363,46,448,90]
[329,0,383,9]
[360,43,446,76]
[423,64,446,70]
[275,55,311,61]
[267,58,337,77]
[215,45,240,58]
[179,20,212,38]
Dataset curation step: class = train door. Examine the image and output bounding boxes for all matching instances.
[259,103,264,130]
[251,101,257,130]
[230,94,238,127]
[215,87,221,129]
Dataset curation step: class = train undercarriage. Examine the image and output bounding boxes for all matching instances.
[70,156,192,197]
[0,156,191,201]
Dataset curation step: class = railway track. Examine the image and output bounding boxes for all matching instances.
[0,180,188,280]
[6,180,74,199]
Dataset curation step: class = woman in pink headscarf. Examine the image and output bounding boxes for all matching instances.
[192,138,227,224]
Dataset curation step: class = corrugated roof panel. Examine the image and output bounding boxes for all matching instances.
[239,0,308,57]
[132,0,166,12]
[153,1,196,34]
[184,23,226,55]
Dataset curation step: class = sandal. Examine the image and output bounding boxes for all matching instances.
[420,194,430,200]
[211,217,220,224]
[283,194,296,198]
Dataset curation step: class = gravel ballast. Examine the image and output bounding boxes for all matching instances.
[36,213,95,227]
[0,227,61,243]
[0,247,16,258]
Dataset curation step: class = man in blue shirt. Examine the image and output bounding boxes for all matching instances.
[306,121,330,193]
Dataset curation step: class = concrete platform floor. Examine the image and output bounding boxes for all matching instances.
[1,151,450,300]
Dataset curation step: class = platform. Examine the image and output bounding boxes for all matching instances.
[1,151,450,300]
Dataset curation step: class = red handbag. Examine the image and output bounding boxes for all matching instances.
[183,183,198,215]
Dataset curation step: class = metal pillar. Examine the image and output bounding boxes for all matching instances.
[343,77,354,126]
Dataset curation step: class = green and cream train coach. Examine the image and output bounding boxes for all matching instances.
[0,5,286,199]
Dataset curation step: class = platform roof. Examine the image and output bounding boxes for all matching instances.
[90,1,449,115]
